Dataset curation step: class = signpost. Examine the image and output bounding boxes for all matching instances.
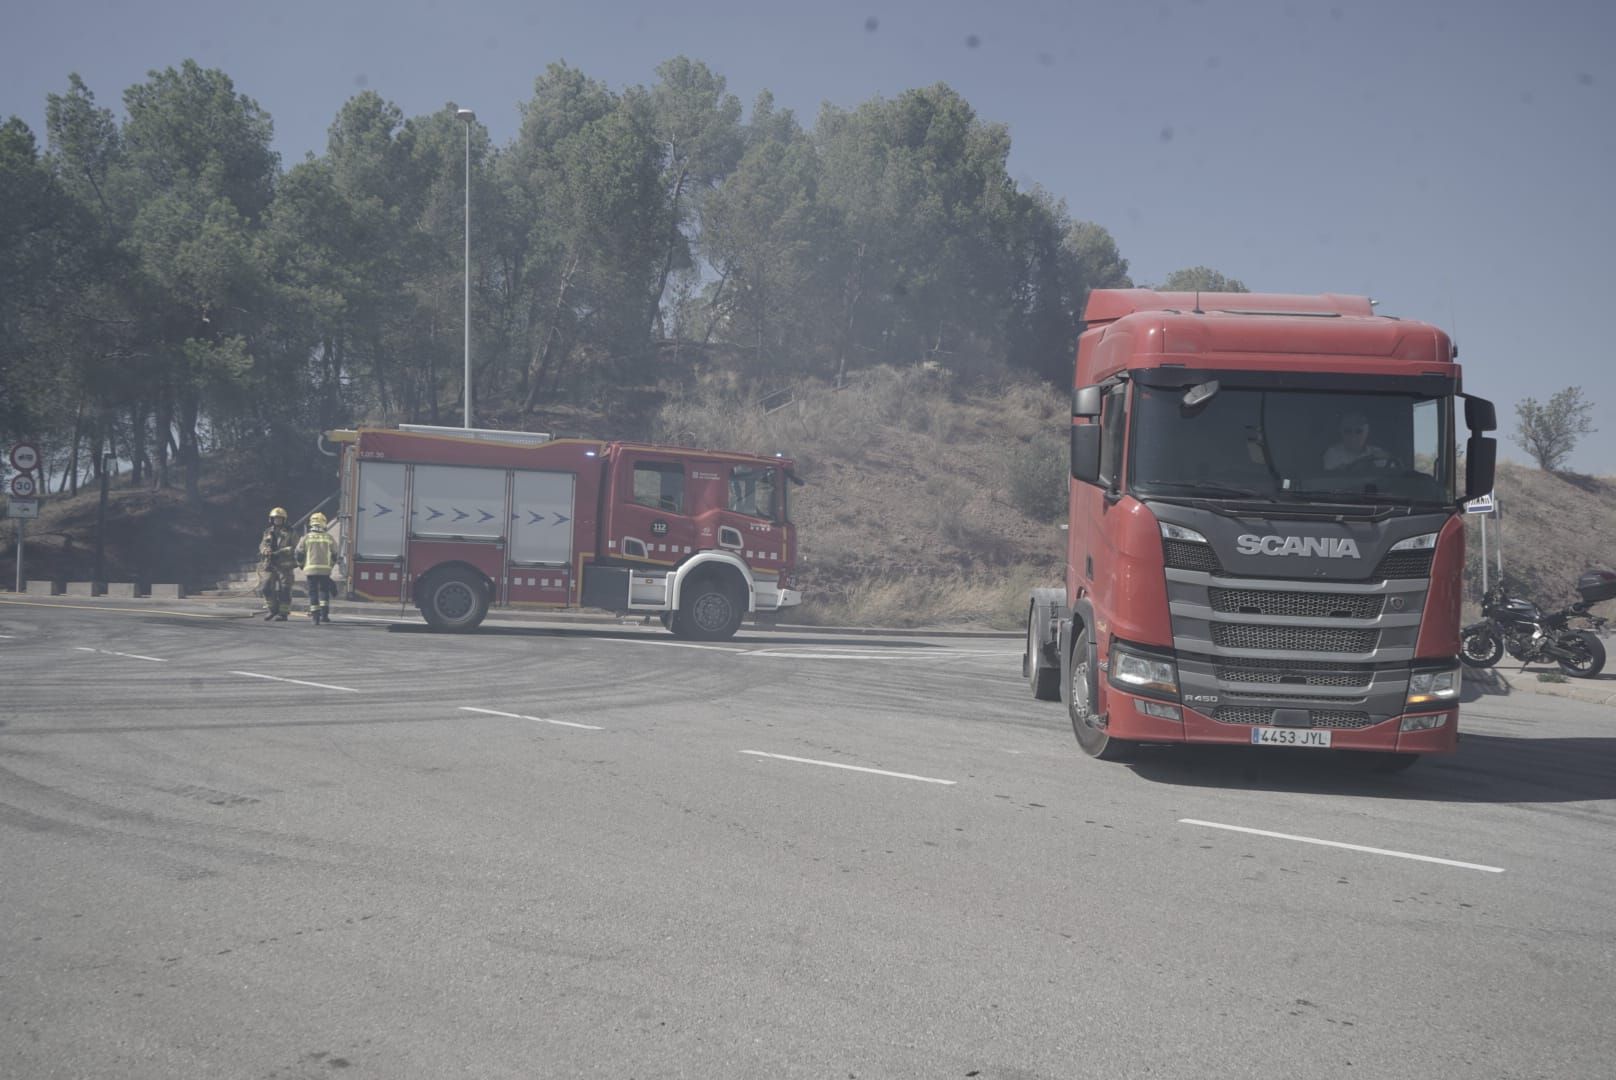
[6,442,42,592]
[1465,493,1498,595]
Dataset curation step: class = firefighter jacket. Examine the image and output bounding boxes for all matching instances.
[297,527,335,575]
[260,524,295,568]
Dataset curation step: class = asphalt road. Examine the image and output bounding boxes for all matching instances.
[2,598,1614,1080]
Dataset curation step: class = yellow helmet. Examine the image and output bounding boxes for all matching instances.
[308,512,328,529]
[269,506,287,521]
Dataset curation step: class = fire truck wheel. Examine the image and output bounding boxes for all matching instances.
[418,567,489,632]
[672,573,745,641]
[1068,626,1137,762]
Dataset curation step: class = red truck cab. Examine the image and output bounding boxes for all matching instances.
[1024,290,1497,769]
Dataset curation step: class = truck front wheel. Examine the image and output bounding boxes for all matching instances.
[418,567,489,633]
[1068,627,1137,762]
[671,573,745,641]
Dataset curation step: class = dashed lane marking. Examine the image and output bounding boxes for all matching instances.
[740,750,956,786]
[1179,818,1505,874]
[75,646,168,662]
[459,706,602,730]
[231,671,360,693]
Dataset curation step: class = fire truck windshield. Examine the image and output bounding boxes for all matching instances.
[1128,382,1455,508]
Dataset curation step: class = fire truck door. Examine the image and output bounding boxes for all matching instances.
[355,462,407,559]
[510,471,576,566]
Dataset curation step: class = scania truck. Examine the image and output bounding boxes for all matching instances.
[1023,290,1497,769]
[328,425,801,638]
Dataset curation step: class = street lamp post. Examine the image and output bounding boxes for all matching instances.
[456,107,476,429]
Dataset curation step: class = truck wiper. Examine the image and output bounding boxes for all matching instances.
[1144,482,1264,499]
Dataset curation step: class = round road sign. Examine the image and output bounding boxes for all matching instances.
[9,442,40,471]
[9,474,37,497]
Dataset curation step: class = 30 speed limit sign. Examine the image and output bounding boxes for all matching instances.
[9,474,37,497]
[9,442,39,472]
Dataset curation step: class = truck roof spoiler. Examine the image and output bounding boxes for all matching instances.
[1083,289,1374,326]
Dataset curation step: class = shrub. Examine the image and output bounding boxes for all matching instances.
[1005,431,1068,522]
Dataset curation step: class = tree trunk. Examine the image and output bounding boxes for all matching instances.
[648,170,689,339]
[524,254,580,413]
[178,390,202,506]
[128,403,146,488]
[155,394,173,489]
[66,400,85,496]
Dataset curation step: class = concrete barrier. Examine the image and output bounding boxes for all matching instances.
[149,584,186,599]
[25,580,62,596]
[105,582,139,598]
[64,582,106,597]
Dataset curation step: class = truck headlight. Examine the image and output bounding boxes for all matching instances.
[1109,641,1180,699]
[1390,532,1439,552]
[1406,665,1461,707]
[1159,522,1208,544]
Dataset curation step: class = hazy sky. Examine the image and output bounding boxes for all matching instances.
[5,0,1613,474]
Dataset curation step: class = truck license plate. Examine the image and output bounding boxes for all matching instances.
[1250,727,1332,748]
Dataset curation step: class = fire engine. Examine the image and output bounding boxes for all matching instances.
[1023,290,1498,769]
[326,425,801,638]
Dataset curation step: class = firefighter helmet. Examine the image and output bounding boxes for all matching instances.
[269,506,287,521]
[308,512,327,529]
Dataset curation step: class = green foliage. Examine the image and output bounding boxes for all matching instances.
[1005,430,1069,522]
[1513,386,1597,472]
[1160,266,1249,293]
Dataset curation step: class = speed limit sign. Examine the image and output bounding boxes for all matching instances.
[9,474,36,497]
[9,442,39,472]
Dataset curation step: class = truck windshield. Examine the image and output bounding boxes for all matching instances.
[1128,382,1454,507]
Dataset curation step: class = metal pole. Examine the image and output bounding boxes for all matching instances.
[15,517,23,594]
[1479,512,1488,596]
[94,454,110,583]
[1494,496,1503,582]
[461,110,474,429]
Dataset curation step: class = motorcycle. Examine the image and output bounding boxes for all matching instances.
[1460,580,1608,678]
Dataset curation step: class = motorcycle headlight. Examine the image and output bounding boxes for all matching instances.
[1407,665,1461,707]
[1109,641,1180,699]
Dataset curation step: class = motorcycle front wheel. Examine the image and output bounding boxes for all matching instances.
[1558,630,1607,678]
[1460,625,1503,668]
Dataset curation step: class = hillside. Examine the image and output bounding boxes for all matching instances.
[3,379,1611,628]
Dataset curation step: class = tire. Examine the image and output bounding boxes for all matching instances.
[1067,627,1136,762]
[671,573,745,641]
[1026,607,1061,701]
[1459,625,1503,668]
[418,567,489,632]
[1558,630,1606,678]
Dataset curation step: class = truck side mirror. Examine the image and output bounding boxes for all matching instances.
[1465,435,1496,500]
[1072,385,1102,419]
[1071,423,1101,483]
[1463,395,1496,433]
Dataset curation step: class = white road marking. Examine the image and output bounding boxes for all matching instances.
[1179,818,1505,874]
[740,750,956,786]
[599,637,750,653]
[459,706,602,730]
[75,646,169,662]
[741,647,1013,660]
[231,671,360,693]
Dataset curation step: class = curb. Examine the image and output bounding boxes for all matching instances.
[1493,666,1616,708]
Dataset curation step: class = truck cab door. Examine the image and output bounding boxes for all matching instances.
[610,454,701,565]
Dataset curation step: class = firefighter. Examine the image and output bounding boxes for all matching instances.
[259,506,295,620]
[297,511,337,624]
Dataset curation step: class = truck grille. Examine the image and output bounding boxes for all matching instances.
[1212,624,1379,653]
[1214,658,1374,688]
[1214,707,1377,729]
[1164,540,1221,573]
[1209,587,1384,620]
[1374,549,1434,579]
